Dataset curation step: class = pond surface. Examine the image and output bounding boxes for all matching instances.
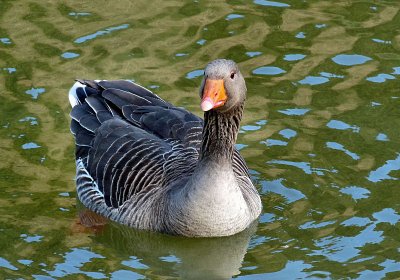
[1,0,400,279]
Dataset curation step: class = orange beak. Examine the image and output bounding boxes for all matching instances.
[201,79,227,111]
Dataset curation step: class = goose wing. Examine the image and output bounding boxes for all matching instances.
[70,80,202,208]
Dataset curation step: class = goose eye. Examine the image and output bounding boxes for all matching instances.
[230,72,235,79]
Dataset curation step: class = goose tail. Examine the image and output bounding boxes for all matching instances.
[69,80,101,107]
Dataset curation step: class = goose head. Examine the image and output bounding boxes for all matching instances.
[199,59,247,113]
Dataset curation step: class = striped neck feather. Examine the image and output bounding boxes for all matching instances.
[199,103,243,162]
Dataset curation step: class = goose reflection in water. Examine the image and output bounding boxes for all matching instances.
[77,205,257,280]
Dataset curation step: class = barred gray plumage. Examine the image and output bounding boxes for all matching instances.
[69,59,262,237]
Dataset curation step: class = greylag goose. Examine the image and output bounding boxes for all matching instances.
[69,59,262,237]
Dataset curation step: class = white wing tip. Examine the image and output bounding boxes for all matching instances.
[68,81,86,107]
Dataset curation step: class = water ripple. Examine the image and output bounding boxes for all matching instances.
[326,142,360,160]
[331,54,372,66]
[69,12,91,18]
[254,0,290,8]
[279,129,297,139]
[262,139,288,147]
[160,255,181,263]
[341,217,371,227]
[326,120,360,133]
[300,220,335,230]
[278,108,310,116]
[367,153,400,182]
[372,38,391,44]
[241,124,261,131]
[267,160,337,176]
[61,52,80,59]
[18,259,33,266]
[299,71,344,86]
[253,66,286,76]
[259,213,277,223]
[340,186,370,200]
[295,32,306,39]
[226,14,244,21]
[373,208,400,225]
[392,67,400,75]
[2,67,16,73]
[235,143,248,150]
[261,179,305,203]
[320,72,345,79]
[175,53,188,57]
[283,54,306,61]
[312,224,383,262]
[246,51,262,58]
[376,133,389,141]
[358,259,400,279]
[298,76,329,85]
[186,69,203,79]
[20,233,43,243]
[260,261,313,279]
[315,23,327,29]
[121,256,149,270]
[44,248,106,278]
[111,270,143,279]
[22,142,41,150]
[196,39,206,45]
[19,116,38,126]
[366,73,396,83]
[0,37,12,44]
[25,87,45,99]
[0,257,18,271]
[74,24,130,44]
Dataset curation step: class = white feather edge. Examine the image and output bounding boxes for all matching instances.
[76,158,103,196]
[68,81,85,107]
[68,79,162,108]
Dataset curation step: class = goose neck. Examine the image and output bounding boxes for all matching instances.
[199,103,243,162]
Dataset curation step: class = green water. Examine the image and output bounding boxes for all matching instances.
[1,0,400,279]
